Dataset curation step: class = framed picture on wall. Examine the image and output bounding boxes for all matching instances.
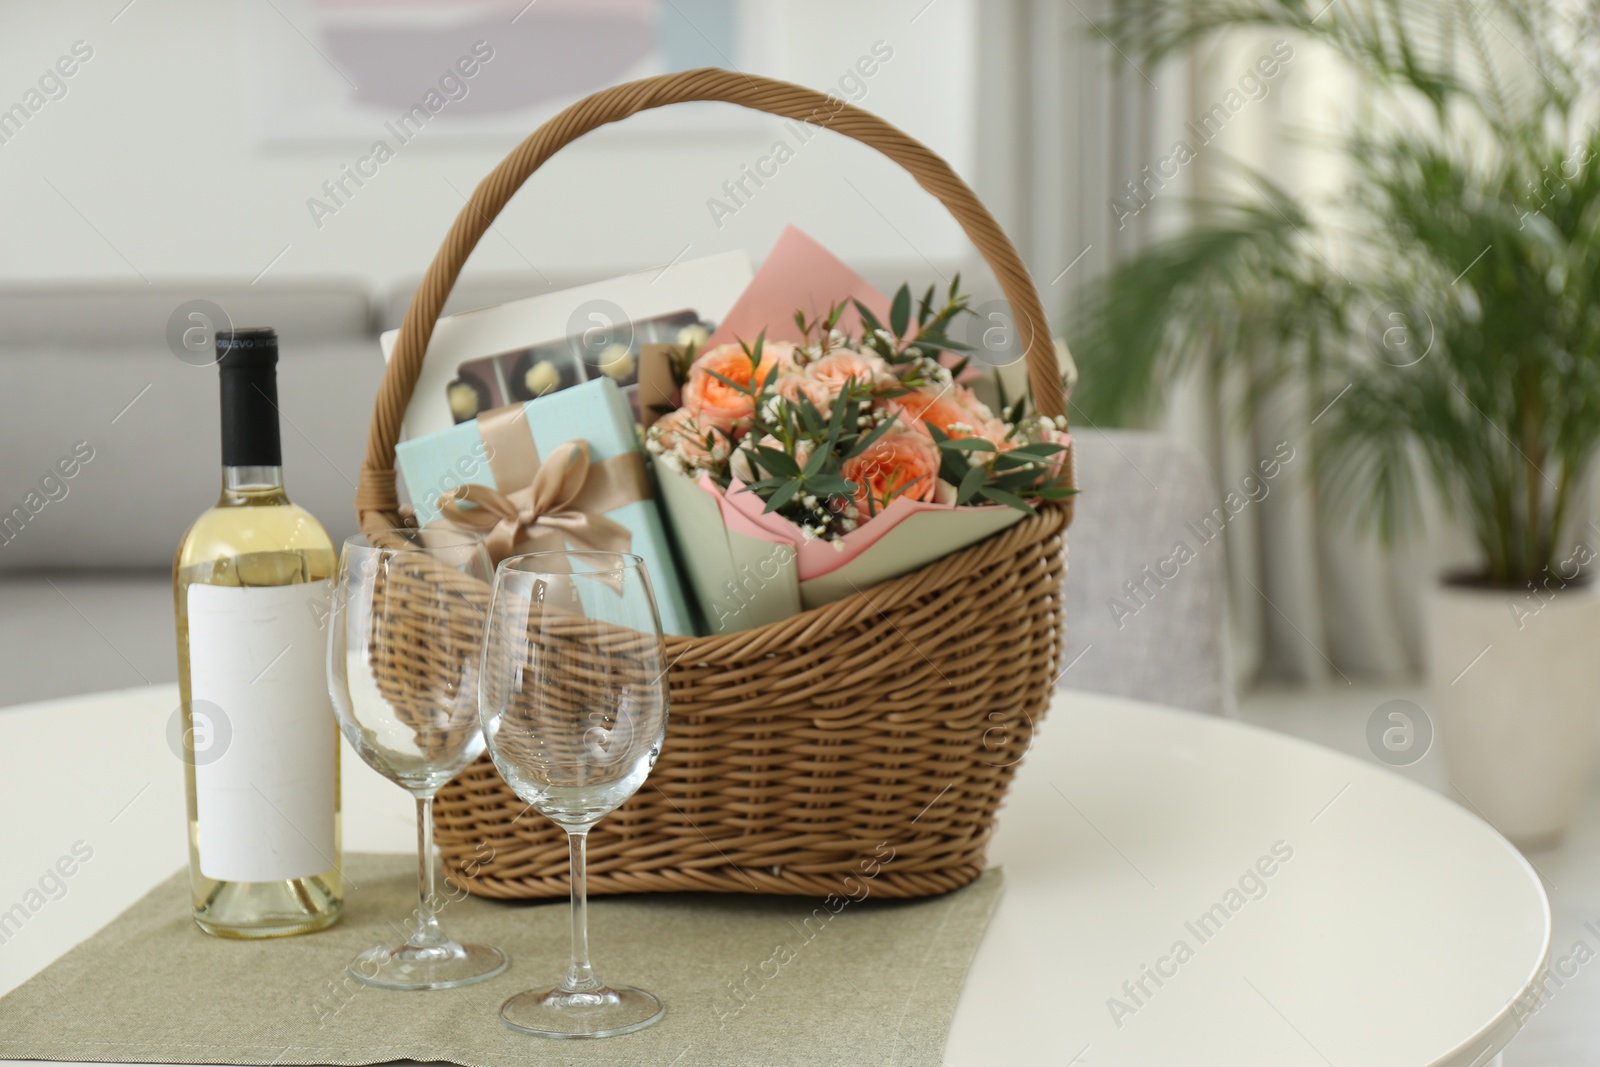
[247,0,764,145]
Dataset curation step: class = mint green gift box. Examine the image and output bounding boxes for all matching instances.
[396,377,697,636]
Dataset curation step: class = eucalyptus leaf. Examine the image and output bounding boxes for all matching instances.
[891,285,912,339]
[764,478,803,512]
[1036,485,1080,500]
[940,437,998,453]
[956,464,987,505]
[753,446,800,478]
[979,486,1037,514]
[703,368,749,395]
[843,418,896,459]
[853,299,884,335]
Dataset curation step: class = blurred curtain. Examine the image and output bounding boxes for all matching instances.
[1172,36,1437,686]
[982,1,1443,689]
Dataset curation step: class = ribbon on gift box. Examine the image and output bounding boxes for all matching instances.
[434,403,650,562]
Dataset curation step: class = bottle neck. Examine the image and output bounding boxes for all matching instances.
[219,465,289,506]
[219,364,283,469]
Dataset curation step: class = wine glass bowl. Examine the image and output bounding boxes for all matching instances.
[327,528,508,991]
[337,533,490,791]
[480,550,669,1038]
[482,602,665,827]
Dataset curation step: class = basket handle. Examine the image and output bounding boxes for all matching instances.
[358,68,1068,525]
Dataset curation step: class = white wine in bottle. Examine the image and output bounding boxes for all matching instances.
[173,327,342,938]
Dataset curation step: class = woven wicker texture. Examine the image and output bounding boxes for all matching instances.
[357,69,1074,899]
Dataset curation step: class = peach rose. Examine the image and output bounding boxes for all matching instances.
[648,408,733,470]
[773,369,834,414]
[954,387,1003,427]
[841,431,942,515]
[887,386,1008,444]
[681,340,795,423]
[804,349,894,402]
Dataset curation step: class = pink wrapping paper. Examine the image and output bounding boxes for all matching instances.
[707,224,978,383]
[705,475,1012,582]
[655,226,1023,626]
[707,226,891,349]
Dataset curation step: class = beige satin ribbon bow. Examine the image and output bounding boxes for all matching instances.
[435,439,643,562]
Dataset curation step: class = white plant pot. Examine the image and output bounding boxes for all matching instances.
[1427,578,1600,849]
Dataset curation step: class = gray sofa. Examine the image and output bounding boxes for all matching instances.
[0,282,381,705]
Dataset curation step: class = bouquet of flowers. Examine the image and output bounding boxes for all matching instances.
[647,279,1074,538]
[644,275,1074,632]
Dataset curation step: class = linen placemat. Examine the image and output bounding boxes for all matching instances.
[0,852,1002,1067]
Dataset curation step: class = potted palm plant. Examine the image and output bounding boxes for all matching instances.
[1074,0,1600,846]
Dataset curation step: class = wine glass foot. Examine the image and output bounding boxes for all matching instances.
[349,941,508,991]
[499,985,664,1038]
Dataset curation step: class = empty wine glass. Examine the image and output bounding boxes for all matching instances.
[327,528,508,990]
[480,550,669,1038]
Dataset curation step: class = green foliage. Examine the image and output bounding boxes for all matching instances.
[852,277,975,366]
[1072,0,1600,585]
[711,283,1073,536]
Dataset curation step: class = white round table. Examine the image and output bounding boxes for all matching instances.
[0,686,1548,1066]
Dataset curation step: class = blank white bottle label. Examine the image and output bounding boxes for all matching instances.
[188,580,337,882]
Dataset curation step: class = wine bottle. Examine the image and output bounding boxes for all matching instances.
[173,327,342,938]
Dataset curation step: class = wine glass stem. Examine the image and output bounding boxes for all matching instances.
[562,828,601,993]
[410,795,448,949]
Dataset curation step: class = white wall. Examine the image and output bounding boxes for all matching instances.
[0,0,987,292]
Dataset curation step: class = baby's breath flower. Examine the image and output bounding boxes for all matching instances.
[915,357,954,388]
[676,323,710,349]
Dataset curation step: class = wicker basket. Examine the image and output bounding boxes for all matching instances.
[356,69,1075,900]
